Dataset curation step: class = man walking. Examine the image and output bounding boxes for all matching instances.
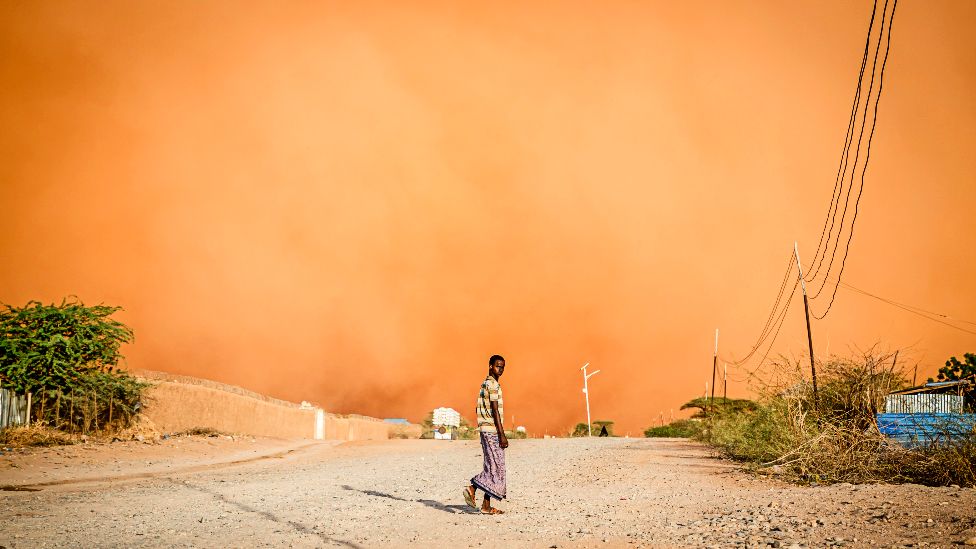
[463,354,508,515]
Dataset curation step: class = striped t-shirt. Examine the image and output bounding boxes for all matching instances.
[476,376,504,432]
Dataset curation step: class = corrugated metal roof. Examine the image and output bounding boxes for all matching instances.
[891,378,973,395]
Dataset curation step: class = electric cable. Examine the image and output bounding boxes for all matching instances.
[811,0,894,301]
[806,0,880,282]
[813,0,898,317]
[726,252,796,366]
[836,280,976,335]
[726,278,800,382]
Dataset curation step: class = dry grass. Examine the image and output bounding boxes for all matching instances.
[0,425,76,447]
[172,427,227,437]
[704,348,976,487]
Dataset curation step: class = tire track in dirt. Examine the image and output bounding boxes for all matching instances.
[0,440,330,492]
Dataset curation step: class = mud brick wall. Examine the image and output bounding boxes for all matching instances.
[137,372,394,440]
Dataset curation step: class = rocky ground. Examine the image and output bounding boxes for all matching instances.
[1,436,974,548]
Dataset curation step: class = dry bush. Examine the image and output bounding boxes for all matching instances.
[172,427,226,437]
[706,348,976,486]
[908,438,976,487]
[0,425,76,447]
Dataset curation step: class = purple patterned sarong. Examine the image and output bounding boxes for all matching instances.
[471,431,506,500]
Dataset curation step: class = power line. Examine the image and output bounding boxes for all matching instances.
[837,280,976,336]
[812,0,898,318]
[727,276,800,382]
[725,0,902,380]
[811,0,895,303]
[806,0,880,283]
[726,252,795,366]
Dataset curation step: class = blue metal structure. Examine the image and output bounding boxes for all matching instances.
[876,413,976,447]
[876,378,974,447]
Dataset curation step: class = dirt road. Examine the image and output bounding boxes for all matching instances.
[1,437,974,548]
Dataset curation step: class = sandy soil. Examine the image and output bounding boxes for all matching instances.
[1,437,974,548]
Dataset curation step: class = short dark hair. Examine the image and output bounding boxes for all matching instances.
[489,354,505,366]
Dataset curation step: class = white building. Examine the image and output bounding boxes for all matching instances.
[432,407,461,440]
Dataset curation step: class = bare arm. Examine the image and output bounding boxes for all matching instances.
[490,401,508,448]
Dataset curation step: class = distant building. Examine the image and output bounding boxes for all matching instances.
[432,407,461,440]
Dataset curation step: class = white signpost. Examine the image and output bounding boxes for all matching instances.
[580,362,601,437]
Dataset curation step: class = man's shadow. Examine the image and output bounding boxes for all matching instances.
[340,485,479,515]
[169,478,362,548]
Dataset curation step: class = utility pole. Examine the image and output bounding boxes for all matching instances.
[703,381,709,417]
[580,363,601,437]
[723,362,728,400]
[710,329,719,416]
[794,242,819,403]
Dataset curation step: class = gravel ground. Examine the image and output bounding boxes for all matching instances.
[1,436,975,548]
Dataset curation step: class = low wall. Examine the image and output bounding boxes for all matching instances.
[137,372,396,441]
[142,381,319,439]
[323,414,391,441]
[388,423,423,439]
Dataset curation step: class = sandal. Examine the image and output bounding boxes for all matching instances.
[463,486,477,509]
[480,507,504,515]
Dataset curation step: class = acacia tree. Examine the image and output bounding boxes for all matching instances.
[0,299,133,393]
[929,353,976,410]
[0,298,146,431]
[930,353,976,384]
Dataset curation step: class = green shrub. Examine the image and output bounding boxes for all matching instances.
[681,397,758,419]
[701,401,801,463]
[643,419,701,438]
[0,298,148,432]
[570,420,615,437]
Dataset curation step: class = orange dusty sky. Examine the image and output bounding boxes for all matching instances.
[1,1,974,435]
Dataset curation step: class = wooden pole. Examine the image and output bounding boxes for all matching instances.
[26,392,32,425]
[703,381,709,418]
[794,242,819,404]
[723,363,728,401]
[710,329,719,416]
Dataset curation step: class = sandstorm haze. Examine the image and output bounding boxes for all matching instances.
[1,1,974,434]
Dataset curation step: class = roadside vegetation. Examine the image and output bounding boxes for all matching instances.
[570,420,615,437]
[643,419,699,438]
[420,412,477,439]
[0,299,149,445]
[645,349,976,486]
[418,412,526,440]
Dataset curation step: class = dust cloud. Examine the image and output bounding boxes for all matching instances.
[2,2,974,434]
